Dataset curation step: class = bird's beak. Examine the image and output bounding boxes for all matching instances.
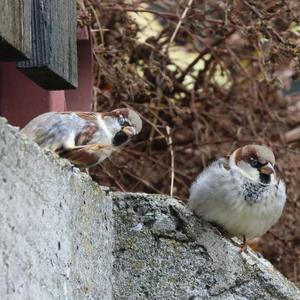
[122,126,136,138]
[259,162,275,175]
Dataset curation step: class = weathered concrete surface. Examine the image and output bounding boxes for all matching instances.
[1,116,299,300]
[0,118,112,300]
[113,193,300,300]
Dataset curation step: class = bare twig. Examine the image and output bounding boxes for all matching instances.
[285,127,300,143]
[166,0,194,51]
[166,126,175,197]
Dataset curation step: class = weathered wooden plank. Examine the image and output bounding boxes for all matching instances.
[18,0,78,90]
[0,0,31,61]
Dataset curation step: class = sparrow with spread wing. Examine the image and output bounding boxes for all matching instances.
[21,108,142,169]
[189,145,286,252]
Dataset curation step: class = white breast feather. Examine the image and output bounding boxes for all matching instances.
[189,159,286,239]
[96,115,113,141]
[63,131,76,149]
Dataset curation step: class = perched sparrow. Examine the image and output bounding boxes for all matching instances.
[189,145,286,252]
[21,108,142,169]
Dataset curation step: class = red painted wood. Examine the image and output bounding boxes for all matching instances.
[0,26,93,127]
[0,62,66,128]
[65,26,93,111]
[77,26,90,41]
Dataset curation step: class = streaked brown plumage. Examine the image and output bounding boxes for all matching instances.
[189,145,286,252]
[21,108,142,168]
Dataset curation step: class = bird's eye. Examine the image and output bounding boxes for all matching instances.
[122,121,130,127]
[119,119,131,127]
[249,157,259,168]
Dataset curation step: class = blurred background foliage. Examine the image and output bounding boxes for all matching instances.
[77,0,300,285]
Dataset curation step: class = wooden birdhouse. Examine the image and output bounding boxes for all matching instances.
[0,0,93,127]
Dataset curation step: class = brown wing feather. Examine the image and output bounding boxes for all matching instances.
[59,112,100,146]
[75,123,98,145]
[59,144,112,168]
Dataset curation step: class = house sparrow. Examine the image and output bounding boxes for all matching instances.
[21,108,142,169]
[188,145,286,252]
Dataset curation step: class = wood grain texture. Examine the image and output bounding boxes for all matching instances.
[18,0,78,90]
[0,0,31,61]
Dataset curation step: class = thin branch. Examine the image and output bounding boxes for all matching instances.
[285,127,300,143]
[166,0,194,51]
[166,126,175,197]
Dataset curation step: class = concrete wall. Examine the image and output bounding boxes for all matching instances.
[113,193,300,299]
[0,118,112,299]
[0,117,300,300]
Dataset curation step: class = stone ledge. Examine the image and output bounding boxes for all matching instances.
[0,118,112,300]
[112,192,300,300]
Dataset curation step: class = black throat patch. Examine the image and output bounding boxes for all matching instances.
[259,173,271,184]
[242,180,268,205]
[112,130,129,146]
